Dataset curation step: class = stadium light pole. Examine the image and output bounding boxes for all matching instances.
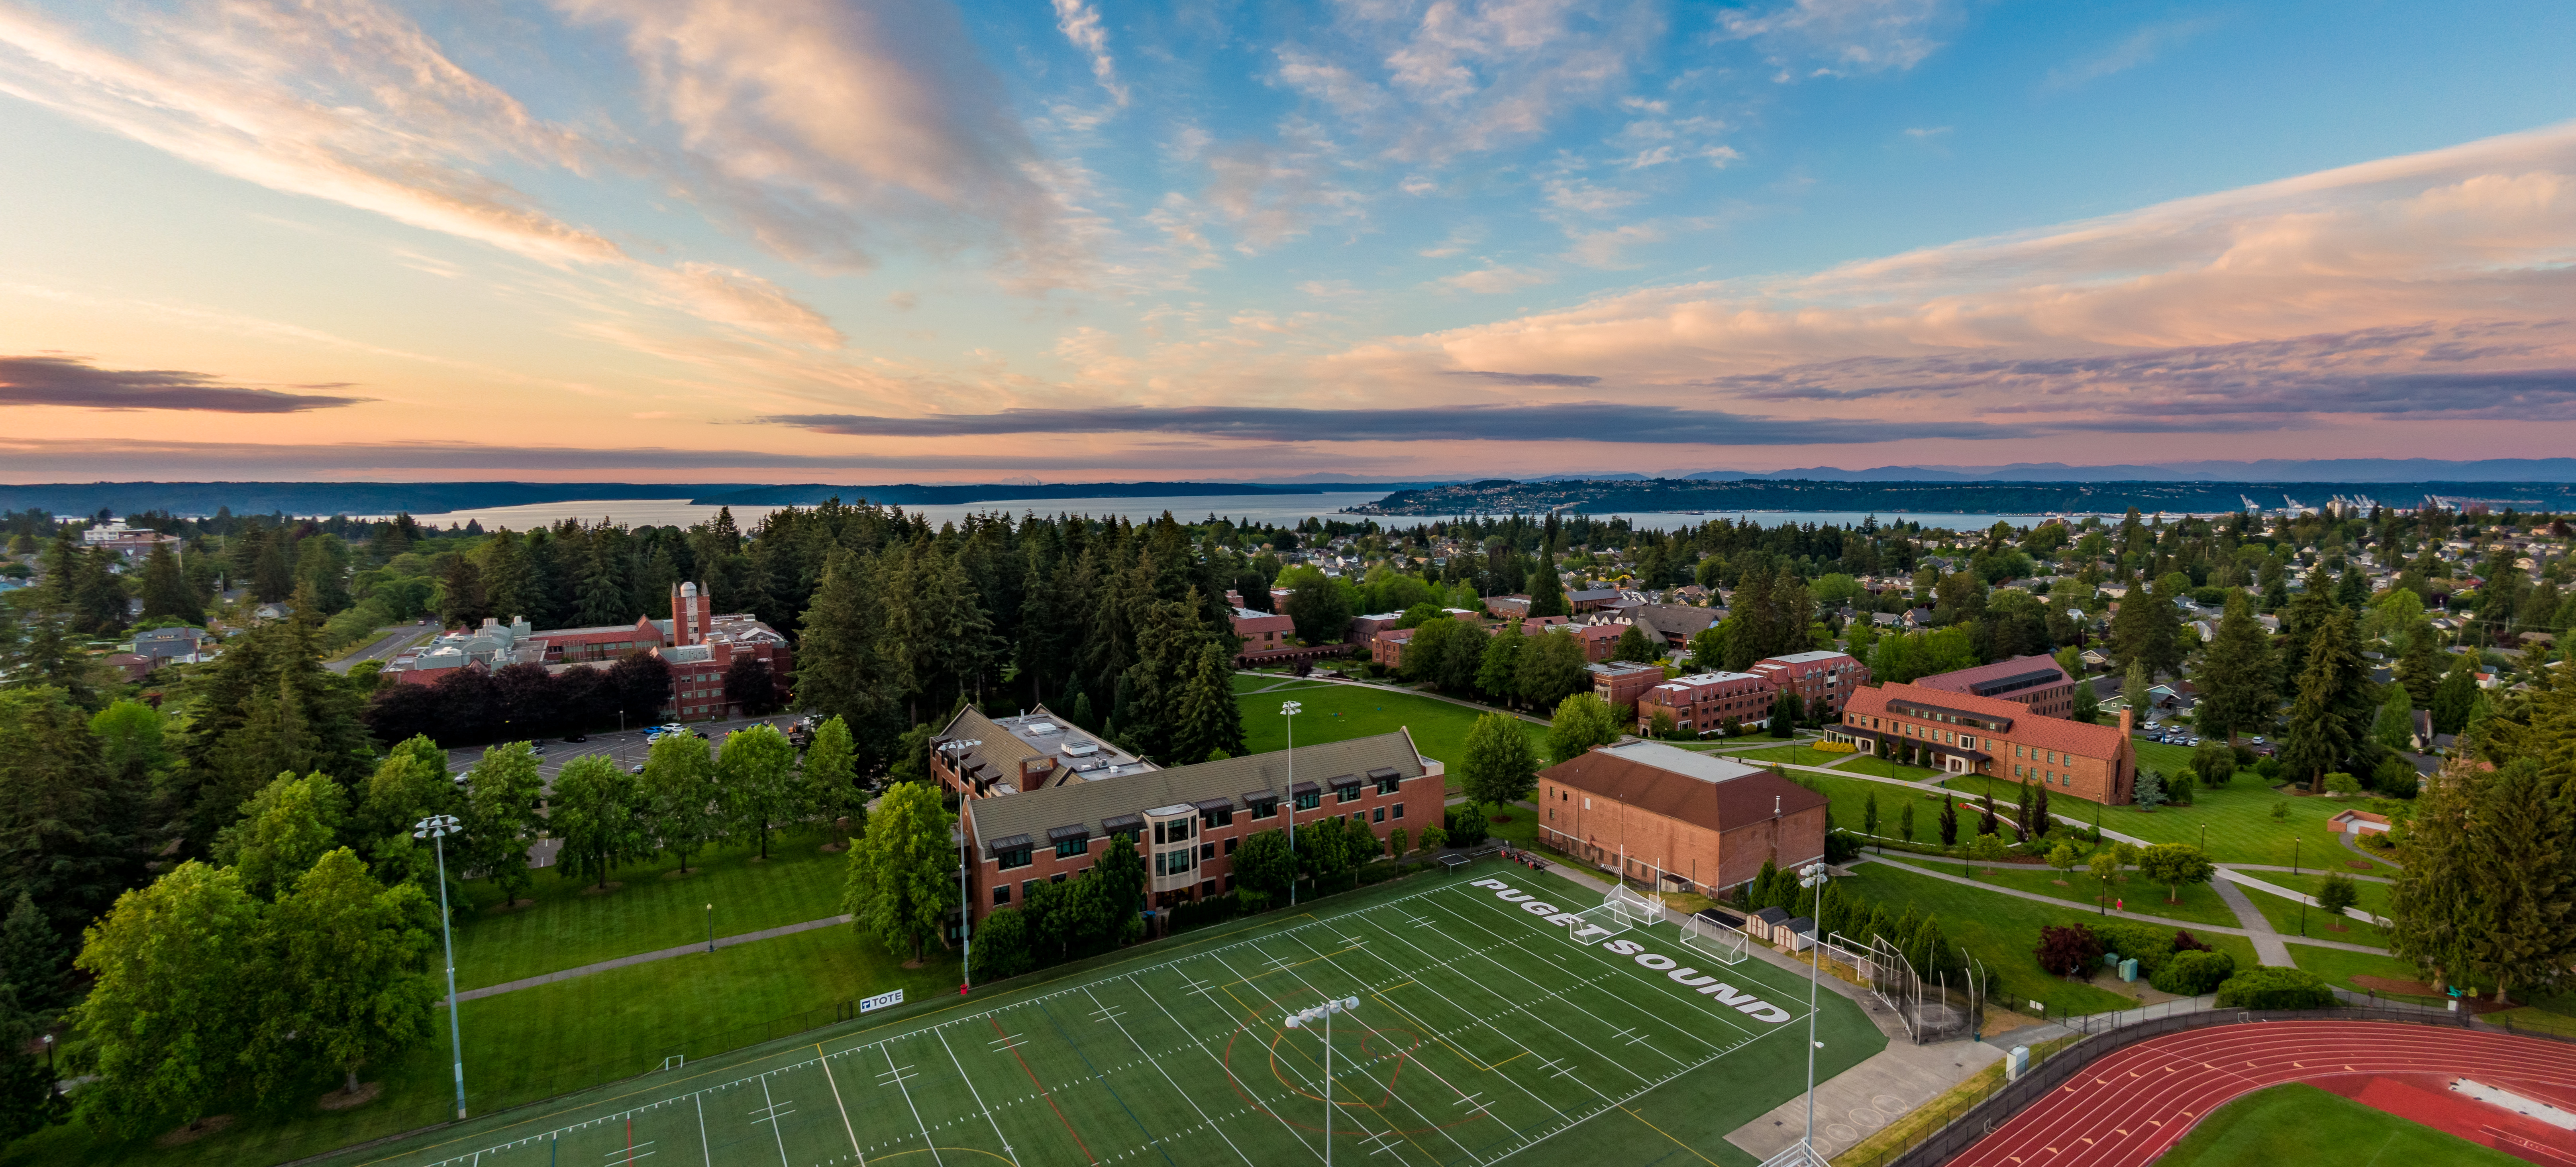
[1285,996,1361,1167]
[1797,861,1830,1160]
[1283,701,1302,907]
[939,738,982,992]
[414,813,468,1120]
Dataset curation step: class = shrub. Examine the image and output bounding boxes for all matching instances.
[2150,949,2236,995]
[2270,800,2290,820]
[1442,807,1490,849]
[2372,755,2420,798]
[2093,920,2179,972]
[1824,829,1862,864]
[2314,873,2361,923]
[2172,930,2212,954]
[2323,772,2362,795]
[2214,966,2335,1010]
[2034,924,2105,976]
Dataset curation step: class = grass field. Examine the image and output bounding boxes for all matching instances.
[1239,682,1551,792]
[1725,743,1856,768]
[2151,1083,2524,1167]
[456,837,848,989]
[1938,864,2242,930]
[1829,754,1929,781]
[321,859,1880,1167]
[1838,861,2141,1016]
[2284,943,2438,1001]
[1938,772,2397,874]
[2236,883,2391,949]
[2254,870,2394,921]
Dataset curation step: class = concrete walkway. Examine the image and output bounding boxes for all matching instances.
[1854,856,2386,956]
[2219,868,2393,927]
[449,914,851,1003]
[2207,876,2296,966]
[2227,862,2394,884]
[2341,828,2400,868]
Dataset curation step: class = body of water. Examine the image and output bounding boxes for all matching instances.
[387,492,1396,532]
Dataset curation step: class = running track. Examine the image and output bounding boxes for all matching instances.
[1951,1021,2576,1167]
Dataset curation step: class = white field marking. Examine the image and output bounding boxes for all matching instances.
[1090,1004,1128,1023]
[1369,902,1670,1091]
[600,1141,655,1165]
[1121,959,1323,1163]
[818,1055,864,1167]
[987,1032,1030,1053]
[882,1044,947,1167]
[1080,982,1264,1167]
[1259,931,1507,1165]
[935,1024,1021,1167]
[1323,914,1593,1132]
[1427,889,1761,1055]
[752,1078,793,1167]
[695,1094,712,1167]
[1216,942,1454,1167]
[405,872,1542,1167]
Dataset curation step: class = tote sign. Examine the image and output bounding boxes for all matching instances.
[860,988,906,1014]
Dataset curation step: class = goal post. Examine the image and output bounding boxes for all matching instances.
[1678,914,1750,965]
[1562,902,1634,945]
[1603,883,1662,930]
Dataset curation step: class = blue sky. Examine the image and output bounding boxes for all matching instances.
[1,0,2572,481]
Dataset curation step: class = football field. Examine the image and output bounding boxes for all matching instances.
[357,862,1878,1167]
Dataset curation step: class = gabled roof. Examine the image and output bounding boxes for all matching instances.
[967,731,1428,857]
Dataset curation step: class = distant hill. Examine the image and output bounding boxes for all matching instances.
[0,479,1334,518]
[1680,458,2576,483]
[688,481,1325,506]
[1360,477,2576,517]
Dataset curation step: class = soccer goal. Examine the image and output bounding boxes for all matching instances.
[1679,914,1750,965]
[1604,883,1664,930]
[1562,901,1634,945]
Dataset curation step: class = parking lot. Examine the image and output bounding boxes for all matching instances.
[438,713,804,783]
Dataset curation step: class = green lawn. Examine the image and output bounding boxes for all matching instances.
[1838,861,2143,1016]
[2153,1083,2523,1167]
[2238,882,2390,949]
[296,859,1881,1167]
[1834,753,1939,781]
[1940,771,2397,873]
[1230,672,1328,694]
[2285,942,2440,1002]
[2130,738,2202,776]
[454,834,848,989]
[1238,683,1548,792]
[13,917,960,1167]
[1939,864,2244,930]
[1729,743,1860,768]
[2254,870,2394,921]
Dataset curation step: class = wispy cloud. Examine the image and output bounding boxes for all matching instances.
[2044,17,2220,91]
[1438,264,1553,294]
[1716,0,1954,81]
[765,401,2028,444]
[0,355,367,412]
[1049,0,1129,105]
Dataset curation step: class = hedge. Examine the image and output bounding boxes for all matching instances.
[2214,966,2336,1009]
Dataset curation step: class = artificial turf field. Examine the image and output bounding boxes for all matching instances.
[355,861,1878,1167]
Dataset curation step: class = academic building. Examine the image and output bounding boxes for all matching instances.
[1912,655,2079,720]
[1534,741,1829,896]
[1832,682,2138,804]
[928,707,1443,923]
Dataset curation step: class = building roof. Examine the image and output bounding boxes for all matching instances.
[1913,655,2071,699]
[968,730,1428,857]
[939,705,1149,797]
[1566,588,1623,602]
[1757,650,1854,666]
[1629,603,1724,640]
[1537,744,1825,834]
[1846,682,2131,758]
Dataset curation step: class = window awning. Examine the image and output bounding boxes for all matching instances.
[1328,773,1362,789]
[1046,824,1091,842]
[985,833,1032,853]
[1365,767,1401,781]
[1242,790,1279,805]
[1100,813,1143,833]
[1194,798,1235,813]
[1289,780,1321,795]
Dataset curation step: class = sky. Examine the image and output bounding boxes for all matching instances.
[1,0,2572,485]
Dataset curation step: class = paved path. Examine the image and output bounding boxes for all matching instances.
[2205,876,2296,966]
[2225,862,2393,884]
[449,914,851,1003]
[325,623,433,674]
[2340,828,2399,868]
[1853,856,2385,956]
[2217,868,2392,927]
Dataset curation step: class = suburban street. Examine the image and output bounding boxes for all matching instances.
[325,621,435,674]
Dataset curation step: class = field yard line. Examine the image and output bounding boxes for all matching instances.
[1080,982,1265,1167]
[987,1015,1100,1165]
[1121,961,1323,1163]
[1034,998,1178,1167]
[1339,912,1599,1128]
[934,1026,1022,1167]
[1246,932,1484,1166]
[1440,890,1767,1052]
[1417,892,1734,1068]
[755,1074,791,1167]
[695,1093,710,1167]
[879,1043,948,1167]
[814,1044,864,1167]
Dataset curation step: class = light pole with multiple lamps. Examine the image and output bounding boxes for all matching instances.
[1284,996,1360,1167]
[1796,861,1831,1162]
[938,738,982,990]
[1282,701,1301,906]
[413,813,468,1120]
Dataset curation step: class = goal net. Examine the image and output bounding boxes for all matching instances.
[1562,901,1634,945]
[1678,914,1750,965]
[1604,884,1663,929]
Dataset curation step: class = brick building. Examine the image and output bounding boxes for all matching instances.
[937,713,1441,923]
[1589,662,1667,709]
[1749,650,1869,717]
[1231,607,1295,652]
[1536,741,1828,896]
[1834,682,2138,804]
[384,582,787,721]
[1568,622,1624,662]
[1912,655,2076,719]
[1371,626,1415,670]
[1636,671,1775,736]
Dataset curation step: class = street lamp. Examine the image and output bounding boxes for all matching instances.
[706,904,715,953]
[938,739,981,991]
[1283,701,1303,906]
[413,813,468,1120]
[1796,862,1830,1159]
[2292,835,2301,877]
[1284,996,1362,1167]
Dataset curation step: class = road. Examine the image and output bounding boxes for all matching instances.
[326,621,435,674]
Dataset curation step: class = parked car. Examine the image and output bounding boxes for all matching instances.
[629,763,645,774]
[563,733,588,743]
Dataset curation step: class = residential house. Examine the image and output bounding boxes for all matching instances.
[1565,587,1624,613]
[1534,741,1829,896]
[131,625,212,666]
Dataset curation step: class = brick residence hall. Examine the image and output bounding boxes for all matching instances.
[1535,741,1828,897]
[1831,682,2139,804]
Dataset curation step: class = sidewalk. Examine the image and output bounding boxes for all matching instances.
[1853,856,2386,956]
[449,913,851,1003]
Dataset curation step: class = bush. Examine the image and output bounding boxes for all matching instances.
[2323,772,2362,795]
[1824,829,1862,864]
[2149,949,2235,995]
[1442,807,1490,849]
[2034,924,2105,976]
[2214,966,2335,1010]
[2372,755,2420,798]
[2092,920,2180,972]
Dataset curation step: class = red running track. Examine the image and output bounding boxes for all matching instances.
[1950,1021,2576,1167]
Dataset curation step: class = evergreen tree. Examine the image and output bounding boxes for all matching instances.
[253,530,294,601]
[2280,607,2368,791]
[136,541,201,625]
[1527,556,1568,618]
[2192,591,2275,740]
[0,688,146,942]
[2123,660,2155,723]
[2395,621,2442,706]
[2070,674,2101,724]
[0,892,67,1015]
[1938,796,1958,847]
[2371,686,2417,754]
[2430,652,2479,734]
[573,537,632,627]
[800,715,865,845]
[166,617,372,857]
[795,548,900,774]
[1171,642,1247,764]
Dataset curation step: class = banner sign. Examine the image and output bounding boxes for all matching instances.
[860,988,905,1014]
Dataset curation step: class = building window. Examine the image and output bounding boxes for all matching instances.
[1375,774,1400,795]
[1250,798,1277,819]
[1335,784,1360,803]
[1393,803,1403,819]
[1200,843,1215,860]
[1223,837,1238,855]
[1373,807,1386,823]
[1295,791,1320,810]
[1054,837,1086,859]
[997,847,1033,870]
[1051,872,1066,883]
[1023,880,1042,899]
[1203,806,1233,829]
[993,885,1010,905]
